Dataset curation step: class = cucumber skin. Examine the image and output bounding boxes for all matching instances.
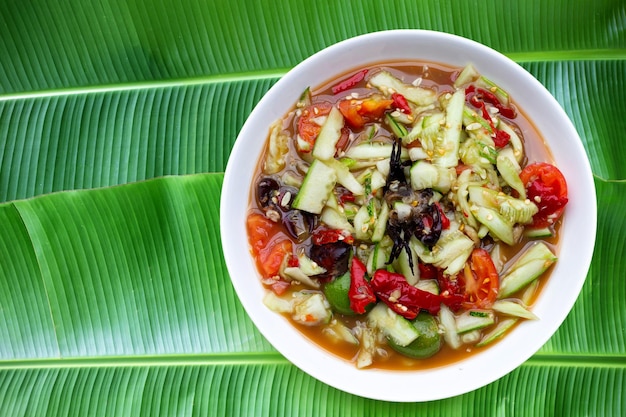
[312,106,344,161]
[498,242,557,298]
[387,312,442,359]
[323,272,355,316]
[367,303,419,347]
[292,159,337,214]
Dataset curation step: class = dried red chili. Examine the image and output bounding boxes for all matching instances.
[466,85,512,148]
[332,69,369,95]
[370,270,441,319]
[348,257,376,314]
[391,93,411,114]
[312,228,354,245]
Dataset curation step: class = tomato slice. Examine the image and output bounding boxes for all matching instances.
[460,248,499,310]
[260,240,293,277]
[338,96,393,129]
[246,213,293,277]
[519,162,569,228]
[297,102,333,152]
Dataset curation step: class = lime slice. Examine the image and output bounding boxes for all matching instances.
[323,272,355,316]
[387,312,442,359]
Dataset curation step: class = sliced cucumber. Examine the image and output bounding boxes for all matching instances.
[292,159,337,214]
[468,185,538,225]
[410,160,455,193]
[324,191,339,211]
[366,243,389,275]
[282,266,320,289]
[371,200,390,242]
[297,252,327,276]
[394,243,418,285]
[476,75,509,106]
[476,318,517,347]
[404,112,445,147]
[367,303,420,347]
[455,310,495,334]
[320,207,355,234]
[523,227,554,239]
[370,169,387,193]
[324,157,365,196]
[392,201,412,222]
[499,242,557,298]
[312,106,344,161]
[438,304,462,349]
[386,112,409,138]
[411,229,474,276]
[408,146,429,161]
[492,300,538,320]
[353,204,374,241]
[369,70,437,106]
[468,185,499,209]
[498,121,524,163]
[345,143,409,160]
[434,89,464,168]
[386,312,442,359]
[471,205,515,245]
[496,147,525,199]
[454,64,480,88]
[262,291,293,314]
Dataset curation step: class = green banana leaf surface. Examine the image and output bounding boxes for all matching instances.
[1,0,625,414]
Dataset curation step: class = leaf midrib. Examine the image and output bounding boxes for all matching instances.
[1,49,625,102]
[0,352,624,370]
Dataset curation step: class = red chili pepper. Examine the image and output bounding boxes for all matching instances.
[476,88,516,119]
[418,263,438,280]
[332,69,368,95]
[348,257,376,314]
[370,270,441,319]
[493,129,511,148]
[312,229,354,246]
[437,273,466,312]
[435,202,450,230]
[391,93,411,114]
[471,90,511,148]
[337,187,356,204]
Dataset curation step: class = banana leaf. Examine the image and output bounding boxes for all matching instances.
[0,0,625,414]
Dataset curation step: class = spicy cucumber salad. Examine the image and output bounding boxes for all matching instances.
[246,62,568,369]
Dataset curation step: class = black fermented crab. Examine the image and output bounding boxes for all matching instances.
[255,176,316,242]
[384,138,443,272]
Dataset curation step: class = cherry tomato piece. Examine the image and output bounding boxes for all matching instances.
[246,213,293,278]
[297,102,333,152]
[338,96,393,129]
[460,248,499,310]
[520,162,569,228]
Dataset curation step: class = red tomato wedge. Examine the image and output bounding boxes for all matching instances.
[246,213,293,277]
[520,162,569,228]
[338,96,393,129]
[460,248,500,310]
[297,102,333,152]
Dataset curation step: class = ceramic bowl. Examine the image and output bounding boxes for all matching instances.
[220,30,596,402]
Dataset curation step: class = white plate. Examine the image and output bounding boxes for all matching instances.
[220,30,597,402]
